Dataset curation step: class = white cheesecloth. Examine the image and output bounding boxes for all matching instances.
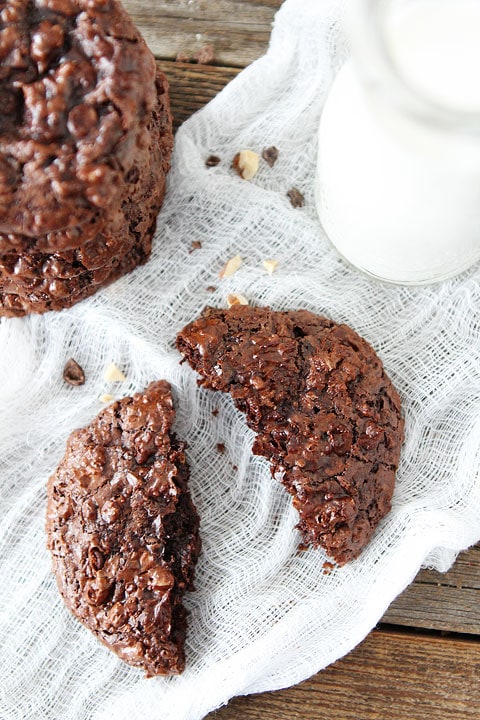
[1,1,480,718]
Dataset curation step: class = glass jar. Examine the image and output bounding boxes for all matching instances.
[315,0,480,285]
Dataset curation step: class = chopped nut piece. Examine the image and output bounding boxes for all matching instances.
[63,358,85,387]
[104,363,126,383]
[287,187,305,208]
[99,394,115,404]
[262,146,279,167]
[205,155,221,168]
[262,259,279,276]
[226,292,249,308]
[192,44,215,65]
[189,241,202,253]
[232,150,260,181]
[219,255,243,279]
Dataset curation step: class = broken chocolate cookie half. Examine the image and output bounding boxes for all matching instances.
[177,305,404,565]
[46,381,201,676]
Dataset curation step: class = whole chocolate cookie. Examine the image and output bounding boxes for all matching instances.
[0,70,172,317]
[46,381,201,676]
[177,306,404,565]
[0,0,159,248]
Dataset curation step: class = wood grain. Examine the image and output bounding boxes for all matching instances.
[385,545,480,634]
[124,0,283,67]
[160,61,240,129]
[208,629,480,720]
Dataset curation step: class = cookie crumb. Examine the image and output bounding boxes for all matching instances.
[212,408,219,417]
[323,561,335,575]
[262,259,279,276]
[226,292,248,308]
[216,443,226,454]
[192,44,215,65]
[262,146,279,167]
[99,393,115,403]
[205,155,221,168]
[219,255,243,279]
[63,359,85,387]
[189,241,202,253]
[206,285,217,293]
[104,363,126,382]
[175,52,191,63]
[287,187,305,208]
[232,150,260,181]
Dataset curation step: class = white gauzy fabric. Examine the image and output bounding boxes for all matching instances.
[1,0,480,718]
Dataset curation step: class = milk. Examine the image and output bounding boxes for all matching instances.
[386,0,480,113]
[315,0,480,284]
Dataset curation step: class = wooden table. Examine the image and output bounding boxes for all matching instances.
[124,2,480,718]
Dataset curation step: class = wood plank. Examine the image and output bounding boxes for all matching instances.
[160,61,240,129]
[415,544,480,590]
[208,629,480,720]
[385,545,480,634]
[124,0,283,67]
[384,585,480,634]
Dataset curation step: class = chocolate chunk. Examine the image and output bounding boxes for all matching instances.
[205,155,221,168]
[262,146,279,167]
[287,188,305,208]
[63,358,85,386]
[177,306,404,565]
[46,381,201,676]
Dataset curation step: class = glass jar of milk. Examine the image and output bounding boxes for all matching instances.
[315,0,480,285]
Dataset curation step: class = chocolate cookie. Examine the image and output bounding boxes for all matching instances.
[46,381,201,676]
[177,306,404,565]
[0,0,159,248]
[0,0,174,316]
[0,71,172,317]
